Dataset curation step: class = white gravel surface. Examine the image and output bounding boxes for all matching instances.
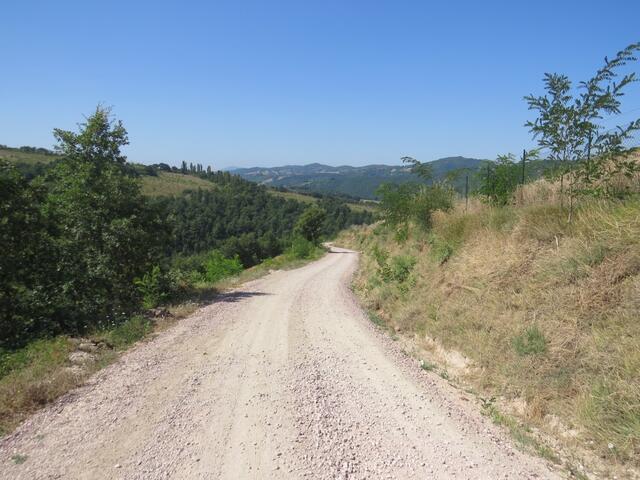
[0,247,562,479]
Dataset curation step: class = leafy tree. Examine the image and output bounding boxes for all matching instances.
[0,161,54,348]
[45,107,165,331]
[525,42,640,202]
[377,181,453,229]
[478,154,522,205]
[376,183,420,226]
[295,206,327,244]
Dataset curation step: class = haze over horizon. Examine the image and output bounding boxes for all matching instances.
[2,0,639,169]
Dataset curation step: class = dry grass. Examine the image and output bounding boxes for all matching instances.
[0,338,92,436]
[337,188,640,477]
[269,189,378,213]
[140,172,216,197]
[269,190,318,204]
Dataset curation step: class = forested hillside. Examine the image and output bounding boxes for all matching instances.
[0,109,373,351]
[231,157,485,199]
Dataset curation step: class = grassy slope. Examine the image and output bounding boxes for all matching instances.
[0,148,58,165]
[270,189,378,213]
[139,171,216,196]
[336,187,639,478]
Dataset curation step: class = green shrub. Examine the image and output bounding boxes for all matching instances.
[289,236,315,259]
[428,234,454,264]
[412,184,455,229]
[372,245,389,268]
[376,182,454,230]
[376,183,420,226]
[104,316,152,350]
[134,266,167,309]
[390,255,416,283]
[478,154,521,206]
[394,223,409,243]
[204,251,243,283]
[513,326,547,356]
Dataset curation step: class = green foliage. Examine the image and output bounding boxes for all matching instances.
[420,359,436,371]
[478,154,521,205]
[1,108,374,351]
[377,182,454,230]
[158,183,370,267]
[412,184,455,228]
[579,381,640,461]
[295,206,327,244]
[43,107,166,332]
[513,326,548,356]
[371,247,416,284]
[376,183,419,226]
[389,255,417,283]
[0,160,55,349]
[134,266,167,309]
[0,337,71,380]
[525,42,640,199]
[371,245,389,269]
[102,316,152,350]
[288,236,315,259]
[204,251,243,283]
[368,312,386,328]
[394,223,409,243]
[11,454,28,465]
[427,234,454,264]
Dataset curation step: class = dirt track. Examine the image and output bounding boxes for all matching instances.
[0,247,561,479]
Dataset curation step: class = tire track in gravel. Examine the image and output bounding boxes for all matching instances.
[0,247,562,479]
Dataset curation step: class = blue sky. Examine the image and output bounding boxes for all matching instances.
[2,0,639,168]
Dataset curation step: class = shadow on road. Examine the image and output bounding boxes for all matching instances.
[216,291,271,303]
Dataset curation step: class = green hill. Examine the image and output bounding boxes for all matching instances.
[230,156,487,199]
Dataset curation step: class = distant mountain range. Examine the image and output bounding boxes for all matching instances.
[230,156,486,199]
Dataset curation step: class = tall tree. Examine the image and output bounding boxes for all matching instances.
[294,206,327,245]
[46,106,165,331]
[525,42,640,201]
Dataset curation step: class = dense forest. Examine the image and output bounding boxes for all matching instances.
[0,108,373,350]
[155,173,372,264]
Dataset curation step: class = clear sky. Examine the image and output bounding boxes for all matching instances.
[2,0,639,168]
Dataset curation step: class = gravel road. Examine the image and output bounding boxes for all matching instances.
[0,247,561,479]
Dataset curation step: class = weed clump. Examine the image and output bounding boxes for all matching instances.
[512,326,547,356]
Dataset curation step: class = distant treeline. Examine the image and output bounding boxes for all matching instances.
[0,145,56,155]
